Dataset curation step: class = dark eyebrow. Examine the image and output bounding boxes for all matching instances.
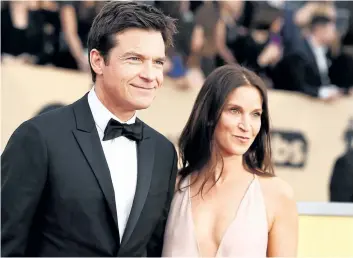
[122,51,143,58]
[155,56,167,63]
[226,104,242,109]
[122,51,166,62]
[226,103,262,112]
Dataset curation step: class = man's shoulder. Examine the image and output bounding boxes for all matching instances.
[285,48,307,61]
[29,103,73,128]
[4,103,74,149]
[28,94,88,129]
[20,95,89,139]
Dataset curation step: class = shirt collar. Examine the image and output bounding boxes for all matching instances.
[308,36,327,54]
[88,87,136,133]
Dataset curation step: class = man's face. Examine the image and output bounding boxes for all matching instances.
[99,28,166,113]
[318,22,336,45]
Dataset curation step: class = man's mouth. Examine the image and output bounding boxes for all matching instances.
[131,84,154,90]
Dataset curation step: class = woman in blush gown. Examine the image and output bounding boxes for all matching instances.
[162,64,298,257]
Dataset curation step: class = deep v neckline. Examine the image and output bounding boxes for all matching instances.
[188,175,256,257]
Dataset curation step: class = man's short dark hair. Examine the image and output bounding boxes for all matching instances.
[87,1,177,83]
[310,14,335,31]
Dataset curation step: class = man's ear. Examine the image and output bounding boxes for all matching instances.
[90,49,104,76]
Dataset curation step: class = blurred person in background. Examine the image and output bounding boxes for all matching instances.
[54,1,104,72]
[154,1,197,89]
[273,7,345,101]
[329,149,353,203]
[189,1,220,78]
[233,2,284,87]
[1,1,45,64]
[215,1,254,66]
[274,1,353,97]
[336,1,353,49]
[1,2,178,256]
[330,119,353,203]
[327,2,353,95]
[273,1,334,59]
[35,1,61,66]
[162,65,298,257]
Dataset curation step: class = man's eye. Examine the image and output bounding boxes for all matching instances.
[128,57,140,61]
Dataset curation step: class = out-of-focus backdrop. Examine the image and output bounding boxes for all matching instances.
[1,1,353,256]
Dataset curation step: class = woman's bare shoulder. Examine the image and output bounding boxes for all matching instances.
[258,175,297,225]
[258,175,295,202]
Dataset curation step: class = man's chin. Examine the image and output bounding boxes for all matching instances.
[133,102,153,111]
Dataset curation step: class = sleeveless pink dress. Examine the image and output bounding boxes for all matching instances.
[162,175,268,257]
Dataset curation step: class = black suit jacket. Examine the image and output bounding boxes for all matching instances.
[1,94,178,257]
[273,39,331,97]
[330,149,353,203]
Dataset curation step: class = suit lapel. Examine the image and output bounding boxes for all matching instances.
[120,121,155,248]
[304,39,322,80]
[72,94,120,236]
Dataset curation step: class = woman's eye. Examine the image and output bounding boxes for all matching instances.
[230,108,240,114]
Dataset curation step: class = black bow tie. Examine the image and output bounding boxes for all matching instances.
[103,118,143,142]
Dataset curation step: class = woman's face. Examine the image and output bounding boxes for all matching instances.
[214,85,263,157]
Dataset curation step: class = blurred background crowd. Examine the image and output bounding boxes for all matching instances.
[1,0,353,202]
[2,0,353,98]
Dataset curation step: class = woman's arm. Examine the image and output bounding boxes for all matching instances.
[267,179,298,257]
[60,4,88,71]
[215,19,236,64]
[190,25,204,54]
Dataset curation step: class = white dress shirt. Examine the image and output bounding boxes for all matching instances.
[307,37,338,99]
[88,88,137,241]
[308,37,329,77]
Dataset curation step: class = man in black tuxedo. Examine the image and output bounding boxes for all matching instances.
[1,2,178,256]
[273,13,344,100]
